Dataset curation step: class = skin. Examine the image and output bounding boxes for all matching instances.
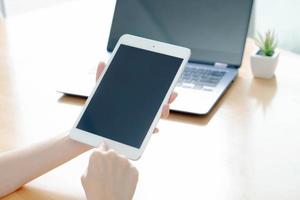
[81,143,139,200]
[0,62,177,198]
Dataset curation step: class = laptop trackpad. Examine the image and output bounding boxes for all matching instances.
[170,87,219,115]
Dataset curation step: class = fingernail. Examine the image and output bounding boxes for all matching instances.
[99,142,109,151]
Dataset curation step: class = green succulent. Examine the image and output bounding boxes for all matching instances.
[254,30,278,57]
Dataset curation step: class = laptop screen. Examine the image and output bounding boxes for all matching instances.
[107,0,253,67]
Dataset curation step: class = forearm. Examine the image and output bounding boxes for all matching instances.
[0,133,92,197]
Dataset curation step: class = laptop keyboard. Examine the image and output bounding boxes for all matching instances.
[177,67,226,90]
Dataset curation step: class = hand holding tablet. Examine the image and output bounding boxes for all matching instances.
[70,34,191,160]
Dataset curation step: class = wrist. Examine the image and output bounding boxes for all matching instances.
[60,133,93,154]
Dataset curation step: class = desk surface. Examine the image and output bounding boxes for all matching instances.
[1,1,300,200]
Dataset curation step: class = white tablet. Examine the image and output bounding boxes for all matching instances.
[70,34,191,160]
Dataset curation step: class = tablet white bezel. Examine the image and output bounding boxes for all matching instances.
[69,34,191,160]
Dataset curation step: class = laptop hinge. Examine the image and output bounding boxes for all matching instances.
[214,62,228,68]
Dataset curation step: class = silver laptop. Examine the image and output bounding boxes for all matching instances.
[58,0,253,115]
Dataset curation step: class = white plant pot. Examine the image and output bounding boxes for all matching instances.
[250,51,279,79]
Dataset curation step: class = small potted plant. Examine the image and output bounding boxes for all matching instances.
[250,30,279,79]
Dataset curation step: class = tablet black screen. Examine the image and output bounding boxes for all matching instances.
[77,45,183,148]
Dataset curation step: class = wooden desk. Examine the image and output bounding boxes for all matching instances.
[1,1,300,199]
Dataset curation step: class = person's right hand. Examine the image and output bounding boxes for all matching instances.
[81,143,139,200]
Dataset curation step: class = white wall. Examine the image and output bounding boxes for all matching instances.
[255,0,300,54]
[4,0,74,16]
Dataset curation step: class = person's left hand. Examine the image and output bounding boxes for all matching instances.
[96,62,177,133]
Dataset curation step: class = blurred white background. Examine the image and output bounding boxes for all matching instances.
[255,0,300,54]
[3,0,74,16]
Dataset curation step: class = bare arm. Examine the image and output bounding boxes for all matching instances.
[0,62,177,198]
[0,63,107,197]
[0,134,91,197]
